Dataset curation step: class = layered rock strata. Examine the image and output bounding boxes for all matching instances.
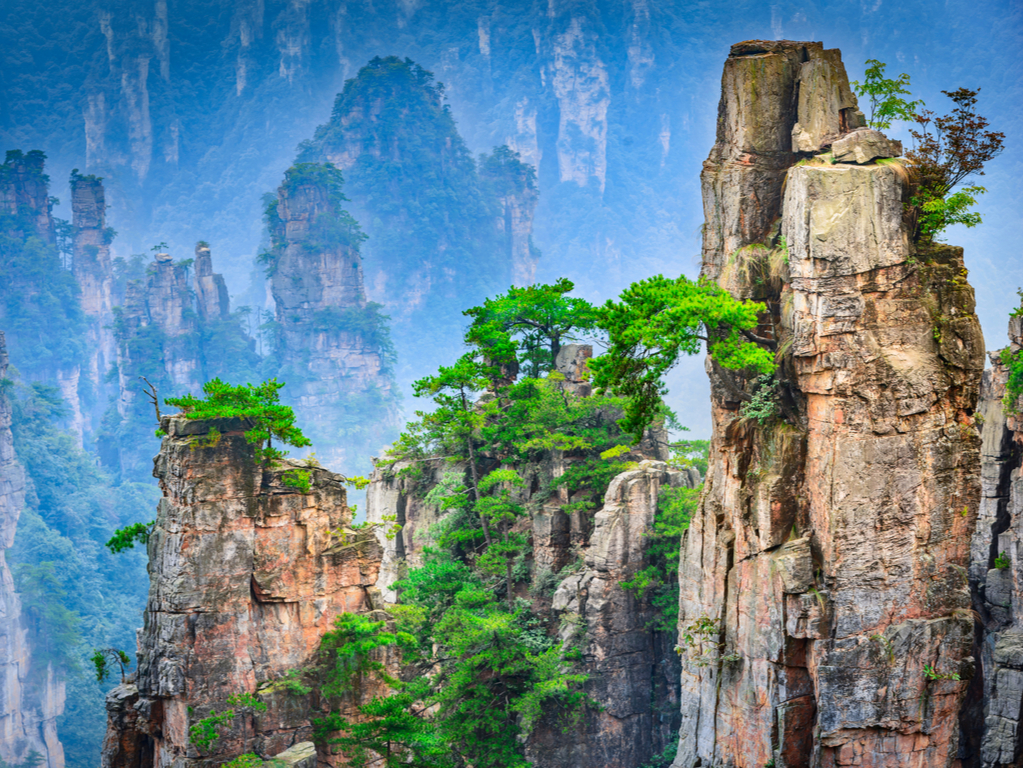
[101,415,385,768]
[0,333,66,768]
[267,171,393,469]
[193,243,230,322]
[675,41,985,768]
[961,318,1022,767]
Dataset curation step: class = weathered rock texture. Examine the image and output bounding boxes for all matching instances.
[71,171,117,432]
[101,415,385,768]
[267,172,394,470]
[675,41,986,768]
[193,243,230,322]
[367,345,695,768]
[961,317,1023,767]
[0,333,66,768]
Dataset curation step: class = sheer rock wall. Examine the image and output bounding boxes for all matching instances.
[961,317,1022,767]
[0,333,66,768]
[674,41,985,768]
[100,415,385,768]
[267,175,393,470]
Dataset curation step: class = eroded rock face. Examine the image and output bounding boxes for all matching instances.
[0,333,66,768]
[960,317,1022,768]
[267,175,394,471]
[100,416,385,768]
[193,244,230,322]
[675,41,985,768]
[529,461,698,768]
[71,172,116,435]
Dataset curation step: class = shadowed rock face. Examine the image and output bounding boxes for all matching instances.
[674,41,985,768]
[100,416,385,768]
[0,333,66,768]
[960,317,1022,768]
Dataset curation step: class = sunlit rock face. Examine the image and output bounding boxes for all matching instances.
[960,317,1022,768]
[674,41,985,768]
[0,334,66,768]
[100,416,386,768]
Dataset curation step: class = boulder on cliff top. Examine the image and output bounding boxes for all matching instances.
[832,128,902,164]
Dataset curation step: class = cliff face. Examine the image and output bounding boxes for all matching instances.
[674,41,985,768]
[71,171,116,433]
[101,415,385,768]
[266,167,395,471]
[0,151,85,443]
[961,317,1022,768]
[367,345,696,768]
[0,333,66,768]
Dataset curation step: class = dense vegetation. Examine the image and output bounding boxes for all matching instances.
[7,381,154,768]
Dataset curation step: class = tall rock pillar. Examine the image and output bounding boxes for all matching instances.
[71,171,116,428]
[0,333,66,768]
[675,41,985,768]
[101,416,386,768]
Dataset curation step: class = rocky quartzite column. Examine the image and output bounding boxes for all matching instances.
[0,333,66,768]
[267,168,393,470]
[193,243,230,322]
[961,316,1022,768]
[71,171,116,427]
[101,415,385,768]
[675,41,984,768]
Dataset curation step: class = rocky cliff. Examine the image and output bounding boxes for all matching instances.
[674,41,985,768]
[0,151,86,443]
[961,317,1022,768]
[265,164,396,472]
[0,332,66,768]
[101,415,385,768]
[70,170,116,435]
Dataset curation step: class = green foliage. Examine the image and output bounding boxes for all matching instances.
[12,562,80,668]
[913,185,986,241]
[90,648,130,683]
[188,709,236,753]
[166,378,311,465]
[224,755,263,768]
[105,521,153,553]
[740,374,780,425]
[1000,346,1022,415]
[852,59,922,129]
[923,663,961,682]
[907,88,1004,242]
[463,279,599,377]
[994,551,1011,570]
[281,468,312,494]
[318,613,400,697]
[619,485,701,631]
[591,274,775,442]
[669,439,710,476]
[0,751,45,768]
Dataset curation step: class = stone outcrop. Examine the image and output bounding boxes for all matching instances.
[70,171,117,433]
[675,41,985,768]
[480,152,540,287]
[267,168,395,471]
[529,460,698,767]
[193,243,230,322]
[101,415,385,768]
[0,332,66,768]
[961,317,1022,767]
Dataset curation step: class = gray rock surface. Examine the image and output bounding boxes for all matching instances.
[832,128,902,164]
[674,41,985,768]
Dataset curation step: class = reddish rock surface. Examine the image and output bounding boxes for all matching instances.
[674,41,985,768]
[101,415,385,768]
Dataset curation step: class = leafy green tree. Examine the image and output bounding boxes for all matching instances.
[590,274,775,441]
[464,279,599,377]
[165,378,311,465]
[907,88,1004,241]
[105,521,153,553]
[12,562,80,668]
[90,648,131,683]
[852,59,922,129]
